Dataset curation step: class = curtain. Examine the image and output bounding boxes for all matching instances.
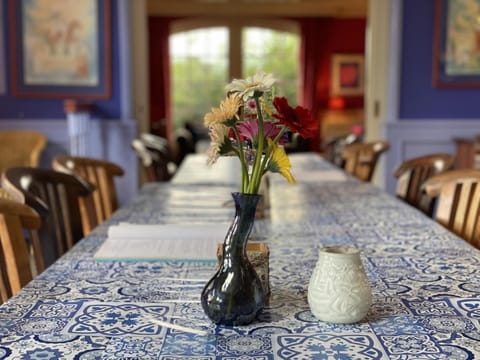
[298,18,327,152]
[148,17,172,140]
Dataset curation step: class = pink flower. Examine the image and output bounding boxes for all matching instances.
[237,119,282,142]
[247,99,257,111]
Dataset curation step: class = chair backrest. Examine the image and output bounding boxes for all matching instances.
[0,199,41,303]
[341,140,390,182]
[0,188,13,200]
[131,139,171,182]
[0,130,47,175]
[52,156,124,225]
[424,169,480,248]
[141,133,170,154]
[140,134,174,181]
[285,133,311,153]
[1,167,95,268]
[324,133,360,168]
[174,128,196,165]
[394,153,454,216]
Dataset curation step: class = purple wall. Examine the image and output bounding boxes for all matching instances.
[0,0,121,120]
[400,0,480,119]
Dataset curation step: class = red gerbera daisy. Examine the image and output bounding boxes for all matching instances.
[272,97,317,139]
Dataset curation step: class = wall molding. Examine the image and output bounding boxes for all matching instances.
[386,0,403,124]
[366,0,402,188]
[385,119,480,194]
[0,1,5,95]
[0,119,138,206]
[118,0,134,121]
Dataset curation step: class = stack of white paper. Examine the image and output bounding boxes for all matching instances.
[94,223,229,261]
[171,155,241,185]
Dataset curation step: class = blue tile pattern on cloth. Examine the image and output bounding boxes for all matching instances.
[0,154,479,359]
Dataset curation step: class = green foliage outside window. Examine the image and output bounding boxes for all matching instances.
[170,27,299,132]
[170,28,228,132]
[171,58,228,131]
[243,28,299,105]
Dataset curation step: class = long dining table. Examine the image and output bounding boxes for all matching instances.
[1,153,480,359]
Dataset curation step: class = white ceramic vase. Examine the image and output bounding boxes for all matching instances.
[308,246,372,324]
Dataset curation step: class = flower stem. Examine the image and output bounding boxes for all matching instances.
[273,125,288,144]
[232,125,249,193]
[259,125,288,172]
[248,97,265,194]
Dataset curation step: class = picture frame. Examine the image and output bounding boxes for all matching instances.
[330,54,364,97]
[433,0,480,88]
[9,0,111,99]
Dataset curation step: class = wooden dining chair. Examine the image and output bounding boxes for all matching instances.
[173,127,196,165]
[132,137,173,182]
[52,155,124,225]
[341,140,390,182]
[324,133,360,168]
[0,199,41,303]
[0,188,13,200]
[394,153,454,216]
[140,133,170,154]
[1,167,96,269]
[0,130,47,175]
[424,169,480,248]
[141,133,176,178]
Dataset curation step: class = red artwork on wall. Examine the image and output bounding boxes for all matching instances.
[330,54,364,96]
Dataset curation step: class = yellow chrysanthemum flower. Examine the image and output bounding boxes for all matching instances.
[204,107,224,127]
[221,94,241,118]
[267,139,295,184]
[204,95,241,127]
[206,123,230,165]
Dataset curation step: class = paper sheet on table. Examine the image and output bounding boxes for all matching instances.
[171,155,241,185]
[295,170,348,182]
[94,223,229,261]
[269,170,348,184]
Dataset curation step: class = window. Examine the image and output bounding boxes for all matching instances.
[170,22,299,131]
[242,27,299,104]
[170,28,228,132]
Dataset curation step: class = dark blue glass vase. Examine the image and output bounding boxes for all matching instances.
[201,192,266,325]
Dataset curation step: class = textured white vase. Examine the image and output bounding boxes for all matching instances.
[308,246,372,324]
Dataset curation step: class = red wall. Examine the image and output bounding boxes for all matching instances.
[148,17,366,142]
[315,18,366,110]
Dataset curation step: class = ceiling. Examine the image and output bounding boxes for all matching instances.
[147,0,368,18]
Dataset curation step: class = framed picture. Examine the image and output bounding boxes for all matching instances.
[9,0,111,99]
[330,54,364,96]
[433,0,480,88]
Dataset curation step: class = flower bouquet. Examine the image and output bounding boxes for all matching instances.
[201,72,317,326]
[204,71,317,194]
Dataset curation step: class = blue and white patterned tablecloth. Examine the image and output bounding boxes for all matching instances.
[1,154,480,359]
